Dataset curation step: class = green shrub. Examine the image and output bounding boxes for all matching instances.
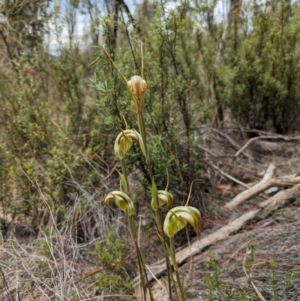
[218,0,300,133]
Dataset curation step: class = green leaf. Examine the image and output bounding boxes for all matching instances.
[117,170,129,193]
[150,180,158,210]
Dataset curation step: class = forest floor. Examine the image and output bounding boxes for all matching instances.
[147,128,300,301]
[1,128,300,301]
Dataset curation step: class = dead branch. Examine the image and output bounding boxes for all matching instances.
[213,129,255,160]
[225,163,276,209]
[235,135,300,158]
[211,163,250,189]
[225,163,300,209]
[259,183,300,208]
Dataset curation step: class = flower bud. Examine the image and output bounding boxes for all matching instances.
[104,191,135,216]
[163,206,202,238]
[127,76,147,113]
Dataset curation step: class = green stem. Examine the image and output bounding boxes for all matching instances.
[137,113,149,164]
[170,237,185,301]
[155,209,174,300]
[137,111,174,300]
[129,216,154,301]
[121,158,130,194]
[121,158,153,300]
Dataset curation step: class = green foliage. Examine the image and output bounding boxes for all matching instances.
[91,230,133,294]
[269,261,278,301]
[92,274,133,295]
[285,271,297,301]
[218,0,300,133]
[0,45,112,224]
[204,255,258,301]
[204,257,221,300]
[148,134,175,185]
[93,230,124,273]
[140,5,206,188]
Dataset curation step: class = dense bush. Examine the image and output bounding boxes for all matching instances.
[218,0,300,133]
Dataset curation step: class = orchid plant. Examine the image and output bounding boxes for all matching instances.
[102,45,202,301]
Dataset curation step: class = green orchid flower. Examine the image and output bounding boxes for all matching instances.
[163,206,202,238]
[114,129,145,159]
[151,190,174,211]
[104,191,134,216]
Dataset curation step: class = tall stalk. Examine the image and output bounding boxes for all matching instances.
[137,110,175,300]
[102,45,202,301]
[170,236,184,301]
[120,156,153,301]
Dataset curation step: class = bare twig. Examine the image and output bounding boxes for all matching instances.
[0,266,14,301]
[211,163,250,189]
[242,248,266,301]
[235,135,300,158]
[213,129,254,160]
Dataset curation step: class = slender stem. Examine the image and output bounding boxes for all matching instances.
[136,244,155,301]
[155,209,174,300]
[121,158,152,300]
[129,216,154,301]
[170,237,185,301]
[128,217,147,301]
[121,158,130,194]
[137,113,149,164]
[137,111,174,300]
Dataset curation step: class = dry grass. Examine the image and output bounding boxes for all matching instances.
[0,186,136,301]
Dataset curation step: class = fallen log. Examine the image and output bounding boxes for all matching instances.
[234,134,300,158]
[225,163,275,209]
[225,163,300,209]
